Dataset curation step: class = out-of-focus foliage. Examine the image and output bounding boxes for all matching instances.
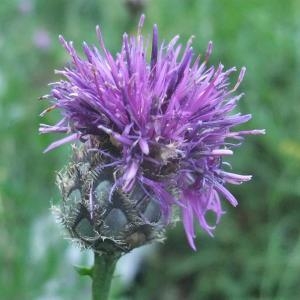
[0,0,299,299]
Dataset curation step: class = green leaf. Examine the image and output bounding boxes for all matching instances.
[74,265,93,278]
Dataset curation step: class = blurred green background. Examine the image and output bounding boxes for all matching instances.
[1,0,300,299]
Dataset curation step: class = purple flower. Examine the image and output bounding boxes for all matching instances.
[32,28,52,51]
[40,15,265,250]
[18,0,33,15]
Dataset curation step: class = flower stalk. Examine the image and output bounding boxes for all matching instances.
[92,252,119,300]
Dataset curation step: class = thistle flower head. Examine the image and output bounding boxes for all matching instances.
[40,15,264,250]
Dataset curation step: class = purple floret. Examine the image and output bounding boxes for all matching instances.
[40,15,265,250]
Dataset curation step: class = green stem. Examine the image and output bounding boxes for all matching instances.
[92,252,119,300]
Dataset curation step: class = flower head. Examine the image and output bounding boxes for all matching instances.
[40,15,264,250]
